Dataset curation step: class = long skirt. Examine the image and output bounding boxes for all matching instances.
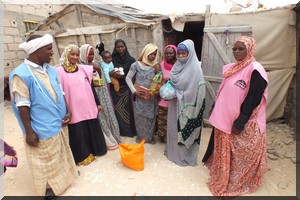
[25,130,78,195]
[204,121,268,196]
[95,83,120,149]
[68,118,107,164]
[164,99,200,166]
[110,85,136,137]
[135,113,156,143]
[156,106,168,143]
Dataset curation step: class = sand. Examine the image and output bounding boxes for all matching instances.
[3,105,296,196]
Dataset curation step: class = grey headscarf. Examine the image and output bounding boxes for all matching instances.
[170,39,206,148]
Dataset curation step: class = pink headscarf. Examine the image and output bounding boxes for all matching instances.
[162,44,177,71]
[223,36,256,78]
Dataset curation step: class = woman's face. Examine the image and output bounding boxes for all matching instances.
[232,41,247,61]
[88,48,94,63]
[147,50,157,62]
[165,47,176,63]
[67,47,80,65]
[115,42,126,55]
[177,50,188,58]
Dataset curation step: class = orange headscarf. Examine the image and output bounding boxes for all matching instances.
[223,36,256,78]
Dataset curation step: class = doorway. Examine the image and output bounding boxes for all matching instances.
[162,19,204,61]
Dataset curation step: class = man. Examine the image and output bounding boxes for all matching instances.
[9,34,78,198]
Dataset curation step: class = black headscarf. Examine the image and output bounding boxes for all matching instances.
[112,39,136,73]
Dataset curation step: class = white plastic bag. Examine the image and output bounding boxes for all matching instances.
[159,80,176,101]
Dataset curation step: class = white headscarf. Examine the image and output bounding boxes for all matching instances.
[79,44,93,64]
[19,34,53,54]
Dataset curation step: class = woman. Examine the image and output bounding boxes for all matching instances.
[56,44,107,165]
[79,44,120,150]
[156,44,177,143]
[125,43,160,144]
[203,36,268,196]
[111,39,136,137]
[165,39,206,166]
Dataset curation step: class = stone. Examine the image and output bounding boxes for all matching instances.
[277,181,289,190]
[267,149,276,154]
[284,152,295,158]
[282,138,294,145]
[268,154,279,160]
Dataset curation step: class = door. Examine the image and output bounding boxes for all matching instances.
[201,25,252,126]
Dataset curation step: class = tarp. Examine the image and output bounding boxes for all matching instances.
[210,7,296,121]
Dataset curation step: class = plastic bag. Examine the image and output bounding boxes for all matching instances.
[119,139,145,171]
[159,80,176,101]
[149,71,163,95]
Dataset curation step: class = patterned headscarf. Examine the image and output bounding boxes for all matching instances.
[137,43,159,67]
[59,44,80,72]
[223,36,256,78]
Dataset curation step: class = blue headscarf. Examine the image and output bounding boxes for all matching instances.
[177,43,188,52]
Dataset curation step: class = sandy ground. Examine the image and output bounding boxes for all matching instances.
[3,105,296,197]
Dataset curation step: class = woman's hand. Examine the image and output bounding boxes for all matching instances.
[115,73,125,79]
[163,77,170,83]
[91,62,101,76]
[110,70,119,79]
[152,90,160,97]
[62,111,72,127]
[98,105,103,112]
[135,91,146,99]
[231,126,242,135]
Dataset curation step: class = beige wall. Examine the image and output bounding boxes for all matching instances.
[3,4,64,76]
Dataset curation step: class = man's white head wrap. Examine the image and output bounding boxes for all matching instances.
[19,34,53,55]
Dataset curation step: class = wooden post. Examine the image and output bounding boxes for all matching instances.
[75,5,86,45]
[204,4,211,27]
[75,4,84,28]
[51,37,60,66]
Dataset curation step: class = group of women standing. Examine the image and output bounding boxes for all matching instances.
[54,35,268,197]
[55,39,137,166]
